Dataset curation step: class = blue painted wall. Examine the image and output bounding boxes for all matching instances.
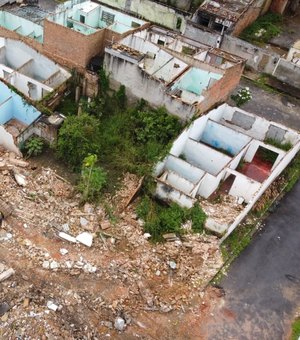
[201,120,251,156]
[0,81,41,126]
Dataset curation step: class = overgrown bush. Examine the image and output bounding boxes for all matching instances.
[78,154,107,202]
[56,113,101,168]
[24,136,44,157]
[240,13,282,43]
[136,196,206,242]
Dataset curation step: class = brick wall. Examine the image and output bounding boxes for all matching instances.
[232,6,262,36]
[270,0,289,13]
[196,62,244,114]
[43,20,113,72]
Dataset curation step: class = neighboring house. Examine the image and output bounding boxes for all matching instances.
[185,0,269,47]
[154,103,300,238]
[0,0,148,71]
[0,37,71,101]
[104,25,244,120]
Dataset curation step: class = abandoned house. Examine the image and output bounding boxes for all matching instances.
[0,80,41,154]
[154,103,300,239]
[0,0,148,70]
[0,80,65,154]
[0,37,71,101]
[185,0,269,47]
[104,25,244,120]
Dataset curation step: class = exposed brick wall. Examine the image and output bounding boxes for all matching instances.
[232,6,262,36]
[43,20,113,71]
[270,0,289,13]
[196,62,244,114]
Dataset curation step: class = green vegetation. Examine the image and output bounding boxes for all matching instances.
[284,152,300,192]
[250,74,280,94]
[56,113,102,168]
[264,138,293,151]
[24,136,44,157]
[240,12,282,44]
[136,196,206,241]
[78,154,107,203]
[231,87,252,107]
[56,70,181,199]
[291,318,300,340]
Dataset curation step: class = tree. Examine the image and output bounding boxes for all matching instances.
[56,113,101,167]
[78,154,107,202]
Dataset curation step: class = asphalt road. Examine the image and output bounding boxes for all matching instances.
[207,180,300,340]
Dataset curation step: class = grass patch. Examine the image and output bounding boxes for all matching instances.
[240,12,282,44]
[264,138,293,151]
[291,318,300,340]
[136,196,206,242]
[56,92,78,116]
[284,152,300,192]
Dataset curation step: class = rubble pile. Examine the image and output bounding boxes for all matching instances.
[200,195,244,225]
[0,151,224,337]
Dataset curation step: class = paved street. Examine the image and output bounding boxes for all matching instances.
[205,180,300,340]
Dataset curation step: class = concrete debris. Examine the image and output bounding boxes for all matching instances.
[168,261,177,270]
[163,233,178,241]
[0,153,224,337]
[143,233,151,239]
[58,232,77,243]
[76,232,93,247]
[14,172,27,186]
[0,268,15,282]
[114,317,126,331]
[60,248,68,255]
[47,301,59,311]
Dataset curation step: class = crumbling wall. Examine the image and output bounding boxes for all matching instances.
[273,59,300,89]
[95,0,187,32]
[104,51,195,120]
[0,126,21,155]
[196,62,244,114]
[184,20,220,47]
[221,35,280,74]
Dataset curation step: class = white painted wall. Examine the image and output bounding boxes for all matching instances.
[200,120,251,155]
[161,170,195,195]
[104,51,195,120]
[221,140,300,241]
[0,126,22,155]
[165,155,205,183]
[197,171,224,198]
[156,181,195,208]
[228,170,261,203]
[184,138,231,175]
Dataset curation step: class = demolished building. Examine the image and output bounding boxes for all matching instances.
[185,0,269,47]
[154,103,300,239]
[0,81,64,153]
[0,37,71,101]
[104,26,244,120]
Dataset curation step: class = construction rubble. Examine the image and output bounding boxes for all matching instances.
[0,150,223,338]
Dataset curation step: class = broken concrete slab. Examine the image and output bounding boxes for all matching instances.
[0,268,15,282]
[76,232,93,247]
[58,232,77,243]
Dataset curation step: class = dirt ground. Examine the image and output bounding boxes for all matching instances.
[0,150,224,339]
